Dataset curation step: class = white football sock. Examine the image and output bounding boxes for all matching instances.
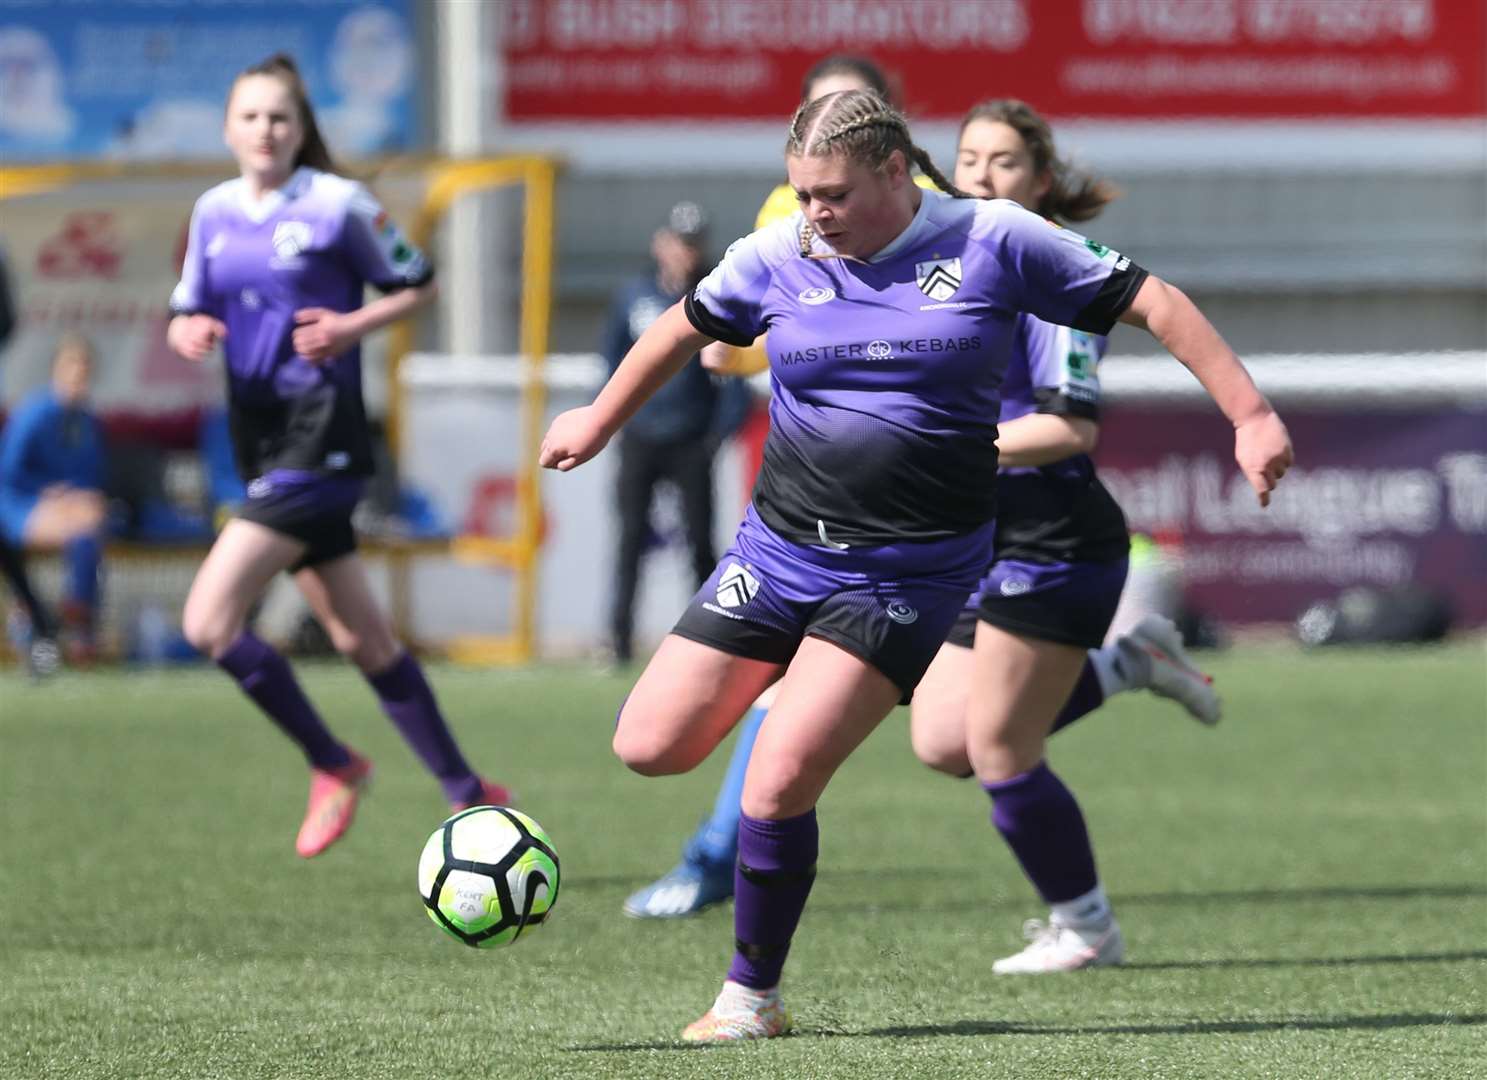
[1050,884,1112,928]
[1087,644,1130,697]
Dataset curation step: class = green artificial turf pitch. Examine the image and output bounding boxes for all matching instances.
[2,643,1483,1079]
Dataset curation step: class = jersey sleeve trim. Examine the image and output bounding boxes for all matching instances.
[1069,263,1147,335]
[684,289,755,347]
[339,178,435,293]
[1032,386,1100,421]
[369,264,435,292]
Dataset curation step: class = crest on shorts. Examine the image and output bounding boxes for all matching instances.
[885,600,918,625]
[1000,576,1031,597]
[716,561,760,609]
[272,220,313,261]
[915,257,962,302]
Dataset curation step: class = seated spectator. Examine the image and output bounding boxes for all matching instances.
[0,333,107,660]
[0,244,63,675]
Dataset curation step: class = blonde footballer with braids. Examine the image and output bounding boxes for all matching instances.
[543,61,1291,1043]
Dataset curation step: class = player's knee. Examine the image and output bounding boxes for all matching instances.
[740,783,814,820]
[968,740,1042,785]
[181,603,235,658]
[912,730,972,777]
[739,756,820,818]
[343,634,398,674]
[331,619,399,673]
[322,621,361,660]
[611,723,694,777]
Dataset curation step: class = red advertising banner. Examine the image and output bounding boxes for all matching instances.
[502,0,1487,121]
[1095,407,1487,627]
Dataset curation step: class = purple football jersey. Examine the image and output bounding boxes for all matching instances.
[684,190,1145,546]
[1000,317,1106,426]
[170,167,430,478]
[996,315,1128,564]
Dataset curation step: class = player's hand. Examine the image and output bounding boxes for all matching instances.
[1235,410,1293,507]
[292,308,358,363]
[539,406,612,472]
[167,314,227,362]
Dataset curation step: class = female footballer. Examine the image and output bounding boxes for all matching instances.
[542,90,1291,1040]
[167,55,509,859]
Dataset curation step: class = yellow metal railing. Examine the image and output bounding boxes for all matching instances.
[386,156,557,665]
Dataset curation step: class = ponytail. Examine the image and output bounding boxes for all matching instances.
[958,98,1117,224]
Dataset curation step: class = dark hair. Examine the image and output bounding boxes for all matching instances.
[786,90,967,256]
[231,53,339,175]
[958,98,1117,223]
[800,54,897,106]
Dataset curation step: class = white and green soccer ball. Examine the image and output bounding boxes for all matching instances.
[417,806,560,948]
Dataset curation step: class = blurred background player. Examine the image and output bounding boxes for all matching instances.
[166,54,510,858]
[0,246,63,676]
[0,331,107,667]
[603,201,721,665]
[908,98,1221,973]
[542,89,1291,1040]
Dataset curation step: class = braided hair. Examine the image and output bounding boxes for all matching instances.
[785,90,967,256]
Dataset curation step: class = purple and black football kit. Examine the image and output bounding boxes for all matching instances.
[169,167,490,807]
[170,166,431,570]
[676,190,1145,699]
[947,315,1131,652]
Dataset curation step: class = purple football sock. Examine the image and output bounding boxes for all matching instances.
[1050,659,1106,735]
[983,761,1098,904]
[217,632,350,770]
[367,652,479,804]
[727,809,818,990]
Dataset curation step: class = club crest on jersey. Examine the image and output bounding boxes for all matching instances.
[716,561,760,609]
[915,257,962,302]
[272,221,313,261]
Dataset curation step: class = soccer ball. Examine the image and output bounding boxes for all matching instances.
[417,806,560,948]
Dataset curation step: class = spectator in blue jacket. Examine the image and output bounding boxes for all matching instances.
[0,248,64,674]
[0,333,107,660]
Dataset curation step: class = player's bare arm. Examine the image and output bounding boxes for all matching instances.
[994,413,1099,467]
[540,302,712,471]
[1120,274,1293,505]
[293,280,437,362]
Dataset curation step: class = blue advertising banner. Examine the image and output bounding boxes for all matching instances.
[0,0,417,161]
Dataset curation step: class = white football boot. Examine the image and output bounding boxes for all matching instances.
[681,981,792,1042]
[1115,614,1221,725]
[992,916,1125,974]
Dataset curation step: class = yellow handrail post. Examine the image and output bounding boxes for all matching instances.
[383,156,559,664]
[516,158,557,663]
